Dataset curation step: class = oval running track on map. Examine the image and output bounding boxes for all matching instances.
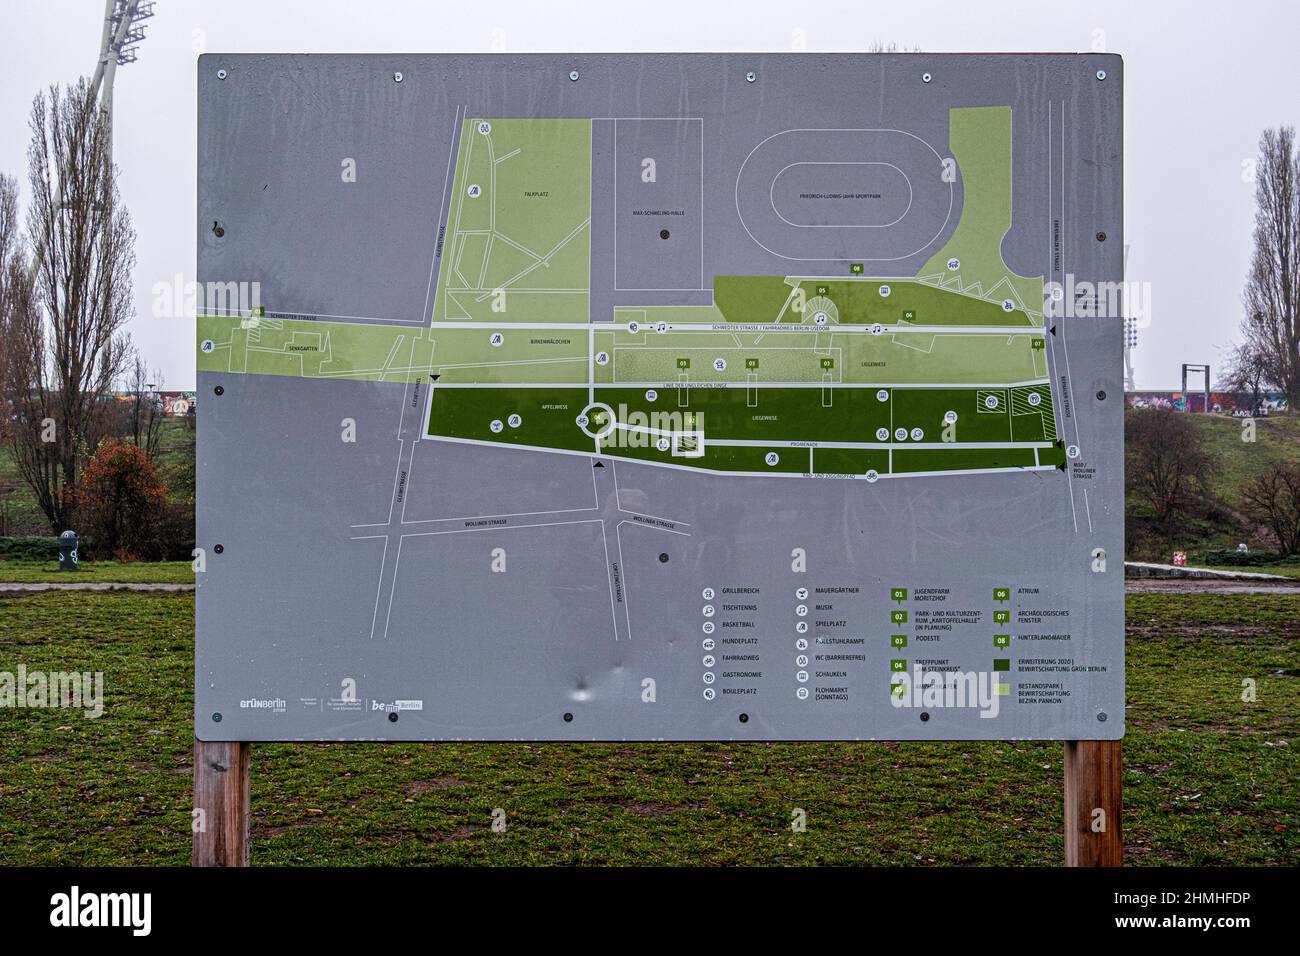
[734,128,955,262]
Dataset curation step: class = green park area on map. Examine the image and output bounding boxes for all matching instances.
[196,107,1067,478]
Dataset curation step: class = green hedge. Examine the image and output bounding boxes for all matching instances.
[1199,548,1300,567]
[0,536,63,560]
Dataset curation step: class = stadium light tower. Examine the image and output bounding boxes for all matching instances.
[25,2,152,289]
[1123,317,1137,392]
[90,0,154,144]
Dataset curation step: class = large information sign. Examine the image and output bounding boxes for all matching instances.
[196,54,1123,741]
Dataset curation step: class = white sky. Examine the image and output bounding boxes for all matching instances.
[1,0,1297,390]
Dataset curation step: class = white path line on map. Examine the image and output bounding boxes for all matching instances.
[381,535,404,641]
[400,418,419,525]
[707,439,1052,450]
[1058,100,1079,534]
[207,309,427,326]
[422,434,1058,481]
[599,521,621,641]
[1045,102,1076,533]
[357,537,387,640]
[382,381,412,524]
[470,219,591,302]
[613,522,633,640]
[426,379,1052,390]
[237,317,1042,335]
[396,504,598,528]
[619,518,689,538]
[398,517,603,539]
[700,116,705,288]
[399,336,428,522]
[422,104,464,326]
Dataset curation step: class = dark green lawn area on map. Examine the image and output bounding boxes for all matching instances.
[427,387,592,452]
[427,385,1058,477]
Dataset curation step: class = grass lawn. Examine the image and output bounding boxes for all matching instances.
[1191,413,1300,508]
[0,559,194,584]
[0,590,1295,866]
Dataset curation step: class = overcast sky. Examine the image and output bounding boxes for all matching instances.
[2,0,1297,390]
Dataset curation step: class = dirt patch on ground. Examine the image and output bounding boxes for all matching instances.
[126,759,192,777]
[428,823,488,843]
[1126,580,1300,594]
[1125,623,1292,640]
[559,795,708,817]
[403,777,470,797]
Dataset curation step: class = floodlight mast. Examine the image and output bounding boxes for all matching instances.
[26,0,152,289]
[1123,317,1137,392]
[91,0,154,142]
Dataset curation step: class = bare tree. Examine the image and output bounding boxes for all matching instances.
[1125,407,1214,534]
[1241,464,1300,555]
[121,352,164,459]
[0,173,17,267]
[4,80,135,532]
[0,173,22,442]
[1220,337,1270,415]
[1238,127,1300,407]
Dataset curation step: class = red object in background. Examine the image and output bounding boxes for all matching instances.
[1172,551,1187,566]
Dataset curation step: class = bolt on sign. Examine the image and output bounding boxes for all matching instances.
[196,54,1123,742]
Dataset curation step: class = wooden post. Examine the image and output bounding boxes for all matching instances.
[193,739,251,867]
[1063,740,1122,866]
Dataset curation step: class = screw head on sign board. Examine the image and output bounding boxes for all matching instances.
[569,70,579,82]
[739,713,749,723]
[1096,69,1107,81]
[1097,712,1108,722]
[216,69,227,80]
[388,712,398,722]
[1096,231,1107,242]
[922,72,932,83]
[213,544,224,554]
[214,385,224,395]
[563,712,573,722]
[212,712,222,722]
[746,71,756,83]
[394,71,403,83]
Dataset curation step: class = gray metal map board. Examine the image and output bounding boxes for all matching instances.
[196,53,1124,741]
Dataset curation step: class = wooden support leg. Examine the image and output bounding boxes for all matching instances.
[193,739,251,867]
[1063,739,1123,866]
